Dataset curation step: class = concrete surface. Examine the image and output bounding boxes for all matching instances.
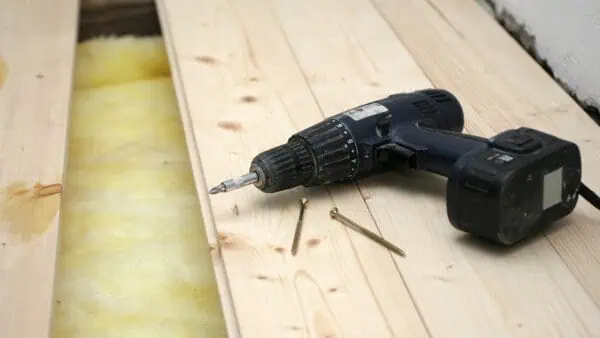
[481,0,600,121]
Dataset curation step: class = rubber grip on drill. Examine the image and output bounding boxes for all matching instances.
[292,118,359,186]
[249,139,314,193]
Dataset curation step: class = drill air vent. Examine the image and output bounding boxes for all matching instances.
[421,89,453,103]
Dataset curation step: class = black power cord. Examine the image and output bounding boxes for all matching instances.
[580,182,600,210]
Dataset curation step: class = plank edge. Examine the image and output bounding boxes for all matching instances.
[154,2,242,337]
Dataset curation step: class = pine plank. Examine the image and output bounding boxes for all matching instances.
[371,0,600,307]
[0,0,79,337]
[156,0,428,337]
[158,0,600,336]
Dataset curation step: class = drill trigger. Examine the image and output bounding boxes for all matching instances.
[376,141,426,170]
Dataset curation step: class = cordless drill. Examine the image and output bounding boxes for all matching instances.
[209,89,592,245]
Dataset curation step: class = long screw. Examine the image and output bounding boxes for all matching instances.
[291,198,308,256]
[329,207,405,257]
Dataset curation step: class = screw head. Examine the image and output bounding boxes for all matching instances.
[329,207,339,218]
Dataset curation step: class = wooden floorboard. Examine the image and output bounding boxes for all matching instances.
[157,0,427,336]
[0,1,79,337]
[157,0,600,336]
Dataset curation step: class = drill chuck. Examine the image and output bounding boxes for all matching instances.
[250,114,362,193]
[249,139,314,193]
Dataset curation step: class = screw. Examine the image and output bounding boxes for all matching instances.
[329,207,405,257]
[291,198,309,256]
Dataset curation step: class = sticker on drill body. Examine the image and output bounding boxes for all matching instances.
[343,103,388,121]
[485,151,514,165]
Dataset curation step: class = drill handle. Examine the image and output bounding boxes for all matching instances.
[376,121,487,177]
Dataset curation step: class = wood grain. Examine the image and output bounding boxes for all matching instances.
[157,0,600,336]
[0,0,79,337]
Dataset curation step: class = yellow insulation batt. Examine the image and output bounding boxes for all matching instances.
[50,35,227,337]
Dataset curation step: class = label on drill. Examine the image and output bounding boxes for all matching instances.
[343,103,388,121]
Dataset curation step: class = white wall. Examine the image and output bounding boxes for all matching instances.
[486,0,600,112]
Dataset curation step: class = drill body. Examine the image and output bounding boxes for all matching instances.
[250,89,470,192]
[212,89,583,245]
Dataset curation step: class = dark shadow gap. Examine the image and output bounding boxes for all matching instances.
[78,2,162,41]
